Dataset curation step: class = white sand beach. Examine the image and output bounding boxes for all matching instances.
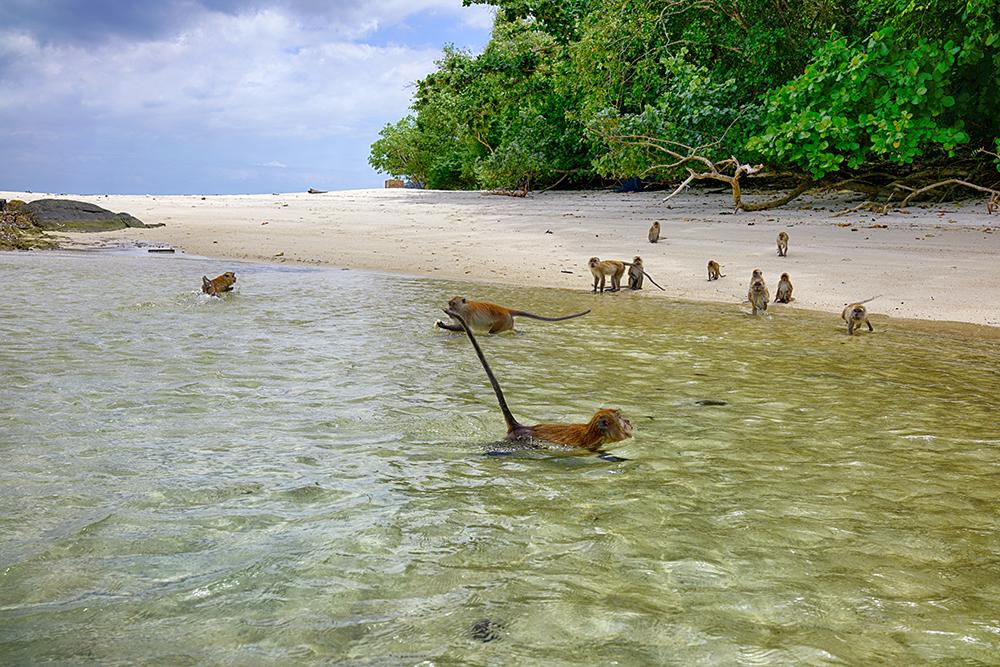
[5,188,999,327]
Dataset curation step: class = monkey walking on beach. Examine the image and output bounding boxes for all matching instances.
[774,273,793,303]
[436,297,590,334]
[842,296,880,334]
[707,260,725,281]
[777,231,789,257]
[443,307,633,457]
[589,257,665,293]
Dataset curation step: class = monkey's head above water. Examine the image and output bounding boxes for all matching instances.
[447,295,468,311]
[594,408,634,440]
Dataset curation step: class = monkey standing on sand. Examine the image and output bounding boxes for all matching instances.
[777,231,789,257]
[707,260,725,281]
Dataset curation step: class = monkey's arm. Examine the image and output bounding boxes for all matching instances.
[435,320,464,332]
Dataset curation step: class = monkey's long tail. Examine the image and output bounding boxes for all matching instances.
[642,271,666,291]
[510,309,591,322]
[444,309,523,432]
[856,294,883,305]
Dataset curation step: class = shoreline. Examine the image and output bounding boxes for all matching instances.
[4,188,999,327]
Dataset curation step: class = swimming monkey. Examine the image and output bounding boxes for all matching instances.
[648,221,660,243]
[202,271,236,296]
[777,231,789,257]
[444,307,634,453]
[589,256,665,293]
[436,297,591,334]
[707,260,725,281]
[842,296,880,334]
[748,275,770,315]
[774,273,793,303]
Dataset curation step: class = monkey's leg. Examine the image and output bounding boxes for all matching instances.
[867,321,874,331]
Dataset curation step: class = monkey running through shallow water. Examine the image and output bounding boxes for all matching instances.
[444,307,633,458]
[436,296,590,334]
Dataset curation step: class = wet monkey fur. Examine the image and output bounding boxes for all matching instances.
[443,308,634,453]
[436,297,590,334]
[202,271,236,296]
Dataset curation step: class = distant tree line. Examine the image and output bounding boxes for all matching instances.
[369,0,998,209]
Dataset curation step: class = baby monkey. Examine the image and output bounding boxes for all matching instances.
[707,260,725,281]
[774,272,793,303]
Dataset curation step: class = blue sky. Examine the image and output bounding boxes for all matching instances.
[0,1,493,194]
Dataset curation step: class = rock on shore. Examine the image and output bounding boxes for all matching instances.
[22,199,163,232]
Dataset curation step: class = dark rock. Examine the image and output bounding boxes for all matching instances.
[0,209,58,250]
[307,188,327,194]
[22,199,163,232]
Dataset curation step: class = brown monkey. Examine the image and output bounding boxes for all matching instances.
[444,307,633,452]
[627,256,645,290]
[751,268,763,281]
[842,296,879,334]
[774,272,793,303]
[707,260,725,281]
[777,231,789,257]
[589,257,626,293]
[202,271,236,296]
[436,297,590,334]
[648,221,660,243]
[748,276,769,315]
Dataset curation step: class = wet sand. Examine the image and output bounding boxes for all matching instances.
[4,188,999,326]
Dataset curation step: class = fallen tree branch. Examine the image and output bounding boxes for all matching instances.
[891,178,1000,213]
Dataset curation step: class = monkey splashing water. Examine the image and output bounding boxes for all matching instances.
[444,307,633,460]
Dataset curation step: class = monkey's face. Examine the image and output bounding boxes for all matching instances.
[851,306,866,321]
[588,257,600,267]
[780,273,789,281]
[447,296,468,313]
[632,256,642,265]
[752,269,762,279]
[594,408,634,442]
[222,272,236,283]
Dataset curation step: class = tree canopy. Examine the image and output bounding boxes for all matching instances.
[369,0,999,204]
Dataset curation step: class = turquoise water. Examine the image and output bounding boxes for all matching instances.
[1,250,999,665]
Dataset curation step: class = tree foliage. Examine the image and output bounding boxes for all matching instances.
[369,0,998,194]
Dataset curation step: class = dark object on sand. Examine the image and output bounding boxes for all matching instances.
[616,177,646,193]
[22,199,163,232]
[695,399,729,406]
[307,188,327,194]
[471,619,502,642]
[148,247,175,253]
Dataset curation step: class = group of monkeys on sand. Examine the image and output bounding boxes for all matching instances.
[593,223,878,334]
[196,222,876,460]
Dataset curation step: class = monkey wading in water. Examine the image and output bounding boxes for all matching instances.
[202,271,236,296]
[648,221,660,243]
[436,297,590,334]
[589,256,665,293]
[444,307,633,456]
[774,272,793,303]
[707,260,725,281]
[842,296,880,334]
[777,231,789,257]
[748,274,770,315]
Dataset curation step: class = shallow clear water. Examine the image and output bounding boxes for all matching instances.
[1,250,999,665]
